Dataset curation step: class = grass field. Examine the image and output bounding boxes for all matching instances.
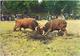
[0,20,80,56]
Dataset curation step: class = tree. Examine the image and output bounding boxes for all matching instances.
[1,1,80,19]
[2,1,26,14]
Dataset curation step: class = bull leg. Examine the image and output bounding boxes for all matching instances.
[29,25,35,31]
[19,27,22,31]
[61,28,67,36]
[24,28,26,31]
[57,30,60,36]
[44,29,51,36]
[63,29,67,36]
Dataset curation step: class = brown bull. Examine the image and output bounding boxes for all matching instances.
[14,18,38,31]
[37,19,67,36]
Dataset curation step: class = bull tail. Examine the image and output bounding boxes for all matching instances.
[14,20,17,31]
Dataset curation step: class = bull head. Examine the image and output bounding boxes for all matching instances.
[35,26,45,35]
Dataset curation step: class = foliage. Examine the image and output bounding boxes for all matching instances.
[1,1,80,18]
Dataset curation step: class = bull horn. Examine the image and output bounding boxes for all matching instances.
[35,26,38,31]
[42,30,45,35]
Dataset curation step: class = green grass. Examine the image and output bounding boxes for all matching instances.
[0,21,15,31]
[0,20,80,56]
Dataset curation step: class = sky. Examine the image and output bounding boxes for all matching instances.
[38,0,42,3]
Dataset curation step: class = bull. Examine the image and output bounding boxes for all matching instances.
[37,19,67,36]
[14,18,38,31]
